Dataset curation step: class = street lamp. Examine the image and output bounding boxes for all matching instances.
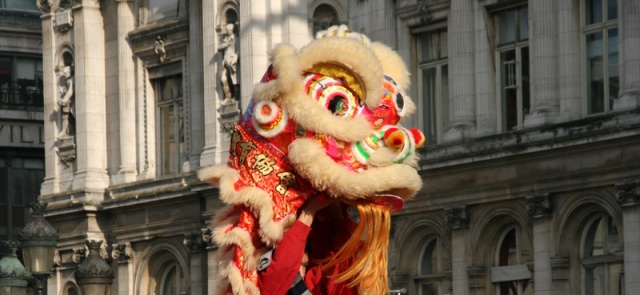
[19,201,59,295]
[75,240,114,295]
[0,241,29,295]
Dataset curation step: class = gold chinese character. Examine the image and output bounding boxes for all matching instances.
[239,141,257,165]
[230,130,242,157]
[252,153,276,176]
[275,171,299,195]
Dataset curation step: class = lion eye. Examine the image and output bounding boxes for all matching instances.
[394,93,404,112]
[328,95,347,115]
[304,74,360,118]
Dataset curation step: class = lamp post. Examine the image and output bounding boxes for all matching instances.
[0,241,29,295]
[19,201,59,295]
[75,240,114,295]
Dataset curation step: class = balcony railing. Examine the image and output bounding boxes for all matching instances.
[0,81,44,111]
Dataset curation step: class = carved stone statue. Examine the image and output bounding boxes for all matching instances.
[58,65,75,138]
[154,35,168,63]
[218,23,239,104]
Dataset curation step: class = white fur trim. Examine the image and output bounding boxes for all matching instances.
[288,138,422,200]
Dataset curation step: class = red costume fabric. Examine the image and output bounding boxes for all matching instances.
[258,220,357,295]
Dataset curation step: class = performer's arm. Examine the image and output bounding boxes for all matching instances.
[257,195,333,295]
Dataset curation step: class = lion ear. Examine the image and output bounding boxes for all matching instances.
[297,37,384,109]
[253,43,302,102]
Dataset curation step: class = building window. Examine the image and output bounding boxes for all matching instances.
[581,214,623,295]
[0,55,43,110]
[492,227,532,295]
[159,261,187,295]
[414,237,451,295]
[0,155,44,240]
[148,0,178,23]
[582,0,618,114]
[0,0,38,10]
[311,4,339,36]
[418,30,448,146]
[494,3,529,131]
[154,74,185,176]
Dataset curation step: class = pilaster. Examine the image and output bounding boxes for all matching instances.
[446,206,470,295]
[613,1,640,111]
[184,232,208,295]
[188,0,205,171]
[112,242,134,295]
[72,0,110,197]
[526,194,553,295]
[41,11,60,195]
[616,181,640,295]
[115,0,138,183]
[524,0,560,128]
[473,0,497,137]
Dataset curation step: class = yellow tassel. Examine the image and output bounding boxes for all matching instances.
[320,202,391,294]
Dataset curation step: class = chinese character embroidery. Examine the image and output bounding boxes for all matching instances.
[252,153,276,176]
[275,171,299,195]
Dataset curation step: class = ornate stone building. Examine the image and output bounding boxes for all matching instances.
[32,0,640,294]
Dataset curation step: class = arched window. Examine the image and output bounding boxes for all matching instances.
[415,236,451,295]
[159,261,187,295]
[311,4,339,36]
[492,226,532,295]
[581,214,623,295]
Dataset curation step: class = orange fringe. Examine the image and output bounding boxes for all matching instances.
[320,202,391,294]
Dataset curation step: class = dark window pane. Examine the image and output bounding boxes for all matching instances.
[587,0,603,24]
[586,32,604,114]
[521,47,530,116]
[519,7,529,41]
[0,206,7,227]
[607,0,617,21]
[422,68,437,144]
[608,28,619,108]
[499,229,516,266]
[499,10,517,44]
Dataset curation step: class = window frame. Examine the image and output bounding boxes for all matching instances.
[490,2,530,132]
[580,0,619,115]
[416,28,449,146]
[580,213,624,295]
[153,73,185,177]
[492,226,532,295]
[413,236,451,295]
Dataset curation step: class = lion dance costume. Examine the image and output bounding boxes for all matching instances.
[199,26,424,295]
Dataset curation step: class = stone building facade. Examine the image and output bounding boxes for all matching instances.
[32,0,640,294]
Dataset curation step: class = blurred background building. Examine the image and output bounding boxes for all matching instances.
[3,0,638,294]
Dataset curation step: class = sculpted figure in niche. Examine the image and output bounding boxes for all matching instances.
[218,23,239,104]
[58,65,75,138]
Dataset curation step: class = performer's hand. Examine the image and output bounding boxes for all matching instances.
[298,194,336,227]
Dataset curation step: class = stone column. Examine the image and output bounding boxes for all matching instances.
[526,194,553,295]
[556,0,581,122]
[444,0,475,142]
[524,0,559,127]
[188,0,205,171]
[116,0,137,182]
[616,182,640,294]
[199,0,218,167]
[112,243,134,295]
[447,206,471,295]
[613,1,640,111]
[473,0,497,136]
[72,0,110,198]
